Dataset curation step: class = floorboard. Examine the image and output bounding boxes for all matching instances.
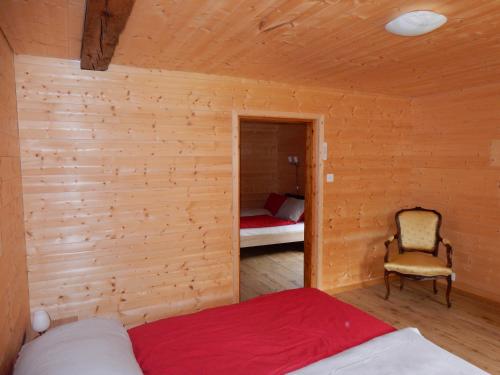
[335,280,500,374]
[239,246,499,373]
[240,242,304,302]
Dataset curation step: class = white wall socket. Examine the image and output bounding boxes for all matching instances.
[326,173,334,183]
[451,272,456,281]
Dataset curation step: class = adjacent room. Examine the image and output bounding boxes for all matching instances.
[239,120,307,301]
[0,1,498,374]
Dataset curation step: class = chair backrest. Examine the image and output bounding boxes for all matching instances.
[396,207,441,254]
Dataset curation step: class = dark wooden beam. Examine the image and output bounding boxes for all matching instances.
[80,0,135,71]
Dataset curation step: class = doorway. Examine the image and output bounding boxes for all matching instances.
[231,110,325,302]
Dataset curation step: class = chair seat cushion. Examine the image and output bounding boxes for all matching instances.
[384,252,452,277]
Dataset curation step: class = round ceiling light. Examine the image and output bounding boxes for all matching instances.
[385,10,447,36]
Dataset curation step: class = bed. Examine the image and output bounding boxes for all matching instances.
[240,208,304,248]
[128,288,393,374]
[14,288,487,375]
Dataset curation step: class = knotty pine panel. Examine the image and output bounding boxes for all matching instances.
[411,85,500,302]
[240,122,306,209]
[15,55,414,326]
[4,1,500,96]
[0,34,29,375]
[276,123,307,197]
[240,122,279,209]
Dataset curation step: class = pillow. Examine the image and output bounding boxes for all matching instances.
[14,318,142,375]
[276,197,305,222]
[285,193,305,222]
[264,193,287,215]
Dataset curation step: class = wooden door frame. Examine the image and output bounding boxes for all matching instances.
[231,110,325,302]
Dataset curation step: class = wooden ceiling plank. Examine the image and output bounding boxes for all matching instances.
[80,0,135,71]
[177,0,280,73]
[198,1,350,74]
[4,0,500,96]
[124,0,206,67]
[166,0,254,70]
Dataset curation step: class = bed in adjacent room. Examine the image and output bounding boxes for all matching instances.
[240,193,305,248]
[240,208,304,248]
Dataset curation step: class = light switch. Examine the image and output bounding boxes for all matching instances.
[326,173,334,183]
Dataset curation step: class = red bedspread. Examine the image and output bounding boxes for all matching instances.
[128,288,394,375]
[240,215,295,229]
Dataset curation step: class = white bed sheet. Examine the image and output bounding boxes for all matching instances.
[289,328,487,375]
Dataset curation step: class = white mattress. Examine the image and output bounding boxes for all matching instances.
[240,208,304,247]
[240,222,304,237]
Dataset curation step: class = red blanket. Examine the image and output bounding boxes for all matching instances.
[240,215,295,229]
[128,288,394,375]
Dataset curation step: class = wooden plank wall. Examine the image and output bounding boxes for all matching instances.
[0,33,29,375]
[240,122,306,209]
[276,123,307,198]
[15,55,414,326]
[412,85,500,302]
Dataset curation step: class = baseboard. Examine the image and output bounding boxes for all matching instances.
[323,276,387,295]
[323,276,500,306]
[436,280,500,306]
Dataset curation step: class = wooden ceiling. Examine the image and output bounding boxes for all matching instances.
[0,0,84,59]
[1,0,500,96]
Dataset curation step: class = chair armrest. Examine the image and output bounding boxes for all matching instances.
[384,234,398,262]
[440,238,453,268]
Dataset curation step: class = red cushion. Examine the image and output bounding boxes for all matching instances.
[128,288,394,375]
[263,193,287,215]
[299,212,305,222]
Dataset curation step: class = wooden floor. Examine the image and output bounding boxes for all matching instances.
[239,242,304,302]
[335,280,500,374]
[239,245,499,373]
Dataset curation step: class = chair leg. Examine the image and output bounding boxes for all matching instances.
[400,276,404,290]
[446,275,452,308]
[433,280,438,294]
[384,271,390,300]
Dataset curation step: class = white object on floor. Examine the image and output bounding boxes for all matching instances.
[289,328,487,375]
[14,318,143,375]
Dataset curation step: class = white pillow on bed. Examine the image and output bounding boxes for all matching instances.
[14,318,142,375]
[276,197,304,222]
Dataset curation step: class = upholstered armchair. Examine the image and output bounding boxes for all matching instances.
[384,207,453,307]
